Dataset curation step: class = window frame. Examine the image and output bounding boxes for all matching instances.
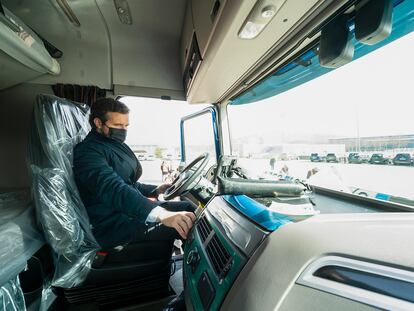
[180,106,221,164]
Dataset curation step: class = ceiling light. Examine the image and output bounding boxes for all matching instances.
[261,6,275,18]
[239,0,286,39]
[239,21,267,39]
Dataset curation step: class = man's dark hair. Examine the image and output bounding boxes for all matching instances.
[89,98,130,128]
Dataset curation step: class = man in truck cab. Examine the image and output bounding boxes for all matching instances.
[73,98,196,256]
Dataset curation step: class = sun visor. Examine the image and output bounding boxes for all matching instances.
[319,15,354,68]
[355,0,393,45]
[230,0,412,106]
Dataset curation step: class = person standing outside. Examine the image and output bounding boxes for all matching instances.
[161,160,170,182]
[269,157,276,171]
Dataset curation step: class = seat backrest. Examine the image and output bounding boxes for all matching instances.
[27,94,99,288]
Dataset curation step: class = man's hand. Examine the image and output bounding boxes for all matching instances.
[157,209,196,239]
[155,183,172,195]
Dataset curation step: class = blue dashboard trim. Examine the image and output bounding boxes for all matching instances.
[222,195,293,232]
[231,0,414,106]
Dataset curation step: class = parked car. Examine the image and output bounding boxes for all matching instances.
[137,154,146,161]
[348,152,363,164]
[392,153,412,166]
[147,154,155,161]
[326,153,338,163]
[369,153,389,165]
[310,153,322,162]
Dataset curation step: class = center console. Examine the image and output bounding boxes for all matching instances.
[183,155,315,310]
[183,196,268,310]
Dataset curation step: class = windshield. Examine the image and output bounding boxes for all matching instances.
[228,31,414,207]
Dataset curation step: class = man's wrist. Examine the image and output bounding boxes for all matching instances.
[145,206,165,223]
[156,208,173,222]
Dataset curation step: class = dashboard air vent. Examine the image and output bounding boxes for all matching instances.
[198,214,212,243]
[206,234,232,279]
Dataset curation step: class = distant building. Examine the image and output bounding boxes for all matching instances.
[233,143,346,158]
[128,145,157,154]
[129,145,182,159]
[329,134,414,152]
[277,144,345,157]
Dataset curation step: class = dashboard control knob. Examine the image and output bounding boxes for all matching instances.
[186,249,200,272]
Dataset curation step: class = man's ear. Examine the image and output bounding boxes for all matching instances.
[94,117,103,129]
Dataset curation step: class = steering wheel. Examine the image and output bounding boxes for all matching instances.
[163,153,210,200]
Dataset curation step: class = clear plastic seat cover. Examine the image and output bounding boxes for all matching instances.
[27,94,100,288]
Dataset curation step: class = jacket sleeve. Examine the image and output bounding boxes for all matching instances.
[73,144,158,223]
[134,182,158,197]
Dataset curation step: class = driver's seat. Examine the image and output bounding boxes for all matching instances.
[27,94,173,305]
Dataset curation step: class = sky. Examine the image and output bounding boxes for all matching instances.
[121,97,207,146]
[122,30,414,147]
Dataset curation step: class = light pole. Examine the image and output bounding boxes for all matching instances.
[355,103,361,152]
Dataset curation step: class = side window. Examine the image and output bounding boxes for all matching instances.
[181,108,219,167]
[119,96,207,184]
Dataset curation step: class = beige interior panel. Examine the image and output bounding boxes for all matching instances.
[96,0,186,92]
[222,213,414,310]
[0,50,44,90]
[180,0,194,73]
[0,83,53,191]
[191,0,222,58]
[279,284,378,311]
[114,84,185,101]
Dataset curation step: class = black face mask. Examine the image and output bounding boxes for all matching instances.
[104,123,127,143]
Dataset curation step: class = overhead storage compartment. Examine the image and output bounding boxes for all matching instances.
[191,0,223,58]
[180,0,194,74]
[0,6,60,90]
[181,0,226,99]
[183,0,352,104]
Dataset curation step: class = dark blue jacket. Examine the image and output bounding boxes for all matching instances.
[73,131,158,248]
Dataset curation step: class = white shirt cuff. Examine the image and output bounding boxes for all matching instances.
[145,206,164,223]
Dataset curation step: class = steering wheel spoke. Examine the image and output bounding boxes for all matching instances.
[163,153,210,200]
